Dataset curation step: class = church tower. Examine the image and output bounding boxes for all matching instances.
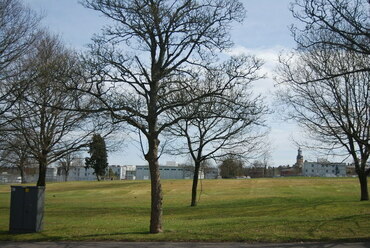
[295,147,303,168]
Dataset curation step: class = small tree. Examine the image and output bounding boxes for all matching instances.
[0,132,36,183]
[58,151,83,182]
[85,134,108,181]
[200,160,216,179]
[166,55,267,206]
[106,167,115,180]
[219,156,244,179]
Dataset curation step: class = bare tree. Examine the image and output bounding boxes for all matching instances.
[80,0,245,233]
[290,0,370,78]
[7,32,110,187]
[282,0,370,201]
[260,148,272,177]
[276,47,370,201]
[0,132,36,183]
[248,153,270,178]
[58,151,84,182]
[166,55,267,206]
[200,160,215,179]
[0,0,40,125]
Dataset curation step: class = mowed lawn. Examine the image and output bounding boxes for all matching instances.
[0,178,369,242]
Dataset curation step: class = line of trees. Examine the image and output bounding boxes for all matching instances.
[0,0,268,233]
[0,0,368,235]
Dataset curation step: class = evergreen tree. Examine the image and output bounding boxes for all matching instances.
[85,134,108,181]
[219,156,244,179]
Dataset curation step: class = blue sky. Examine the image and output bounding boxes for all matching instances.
[24,0,311,166]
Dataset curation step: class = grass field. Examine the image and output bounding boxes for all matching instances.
[0,178,369,242]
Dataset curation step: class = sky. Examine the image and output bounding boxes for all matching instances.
[23,0,314,167]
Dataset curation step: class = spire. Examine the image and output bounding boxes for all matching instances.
[297,147,303,160]
[295,147,304,169]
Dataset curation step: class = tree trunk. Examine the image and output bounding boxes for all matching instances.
[146,136,163,233]
[358,170,369,201]
[37,156,47,187]
[149,161,163,233]
[20,168,26,184]
[191,161,201,207]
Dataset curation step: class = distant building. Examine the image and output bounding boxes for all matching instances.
[136,164,187,180]
[106,165,136,180]
[280,148,303,177]
[123,165,136,180]
[0,165,38,183]
[67,166,96,181]
[203,167,219,179]
[280,165,301,177]
[303,160,346,177]
[46,167,58,182]
[344,163,370,177]
[135,162,219,180]
[0,160,219,183]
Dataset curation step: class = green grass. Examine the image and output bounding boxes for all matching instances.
[0,178,369,242]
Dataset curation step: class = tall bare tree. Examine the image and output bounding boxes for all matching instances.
[166,55,267,206]
[80,0,245,233]
[276,48,370,201]
[283,0,370,201]
[0,0,40,125]
[7,33,109,187]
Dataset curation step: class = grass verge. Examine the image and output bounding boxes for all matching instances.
[0,178,369,242]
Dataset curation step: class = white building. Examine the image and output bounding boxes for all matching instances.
[67,166,96,181]
[136,165,186,180]
[303,161,346,177]
[106,165,136,180]
[135,162,219,180]
[40,161,219,182]
[136,161,185,180]
[124,166,136,180]
[60,165,138,181]
[46,167,58,177]
[204,167,219,179]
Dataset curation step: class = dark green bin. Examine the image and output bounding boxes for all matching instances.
[9,186,45,233]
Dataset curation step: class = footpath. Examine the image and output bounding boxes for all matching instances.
[1,242,369,248]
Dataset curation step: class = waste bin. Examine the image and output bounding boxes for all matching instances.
[9,186,45,233]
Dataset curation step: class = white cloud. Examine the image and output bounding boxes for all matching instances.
[227,45,293,75]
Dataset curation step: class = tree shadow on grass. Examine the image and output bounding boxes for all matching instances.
[2,231,150,242]
[75,231,151,239]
